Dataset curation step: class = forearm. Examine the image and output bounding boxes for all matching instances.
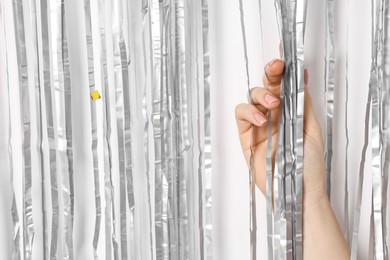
[303,192,350,260]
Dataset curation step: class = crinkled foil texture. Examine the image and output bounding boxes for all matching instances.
[0,0,211,259]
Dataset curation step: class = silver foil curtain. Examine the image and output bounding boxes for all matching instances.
[0,0,211,259]
[240,0,389,259]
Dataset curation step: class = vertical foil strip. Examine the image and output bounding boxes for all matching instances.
[139,0,155,257]
[201,0,213,257]
[61,1,75,258]
[51,0,72,259]
[351,90,372,260]
[97,0,119,258]
[344,0,350,245]
[324,0,335,200]
[111,0,130,257]
[237,1,257,259]
[12,0,34,258]
[150,0,165,258]
[40,0,60,258]
[371,0,387,258]
[258,0,276,258]
[1,4,21,258]
[274,0,306,259]
[159,1,172,259]
[28,0,50,258]
[381,0,390,257]
[83,0,102,257]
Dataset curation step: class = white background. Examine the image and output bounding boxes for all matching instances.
[209,0,376,259]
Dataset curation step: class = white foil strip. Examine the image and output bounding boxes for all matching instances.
[111,0,130,257]
[40,0,60,258]
[12,0,34,258]
[257,1,275,259]
[159,1,173,258]
[97,0,118,258]
[83,0,102,257]
[60,2,75,258]
[201,0,213,257]
[1,5,21,258]
[139,1,155,257]
[51,1,73,259]
[344,0,350,245]
[324,0,335,200]
[350,89,372,260]
[237,1,257,259]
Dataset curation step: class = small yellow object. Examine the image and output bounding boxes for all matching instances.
[90,90,101,101]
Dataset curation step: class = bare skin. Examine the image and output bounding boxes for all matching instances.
[235,59,350,259]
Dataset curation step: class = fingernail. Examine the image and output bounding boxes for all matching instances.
[268,59,278,67]
[265,94,279,105]
[254,113,267,125]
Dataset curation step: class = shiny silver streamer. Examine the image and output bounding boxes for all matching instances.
[255,1,275,260]
[39,0,60,258]
[381,0,390,257]
[1,5,21,258]
[111,0,132,258]
[51,1,73,259]
[324,0,335,201]
[344,0,350,246]
[11,0,34,258]
[27,0,49,258]
[371,0,388,259]
[350,90,371,260]
[97,0,119,258]
[257,0,275,258]
[3,0,212,259]
[201,0,213,257]
[237,1,257,259]
[274,0,306,259]
[83,0,102,257]
[138,0,155,257]
[60,2,75,258]
[159,1,174,259]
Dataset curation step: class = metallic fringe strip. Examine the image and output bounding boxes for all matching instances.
[83,0,102,257]
[51,1,72,259]
[140,1,155,258]
[257,0,275,258]
[12,0,34,258]
[371,0,387,259]
[201,0,213,257]
[1,5,21,258]
[274,0,306,259]
[40,0,60,258]
[350,89,371,260]
[237,1,257,259]
[150,0,165,258]
[381,0,390,257]
[324,0,335,201]
[97,0,118,259]
[111,0,130,257]
[61,1,75,258]
[159,1,172,259]
[344,0,350,246]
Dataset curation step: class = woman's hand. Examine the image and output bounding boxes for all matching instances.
[235,59,350,259]
[234,59,326,206]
